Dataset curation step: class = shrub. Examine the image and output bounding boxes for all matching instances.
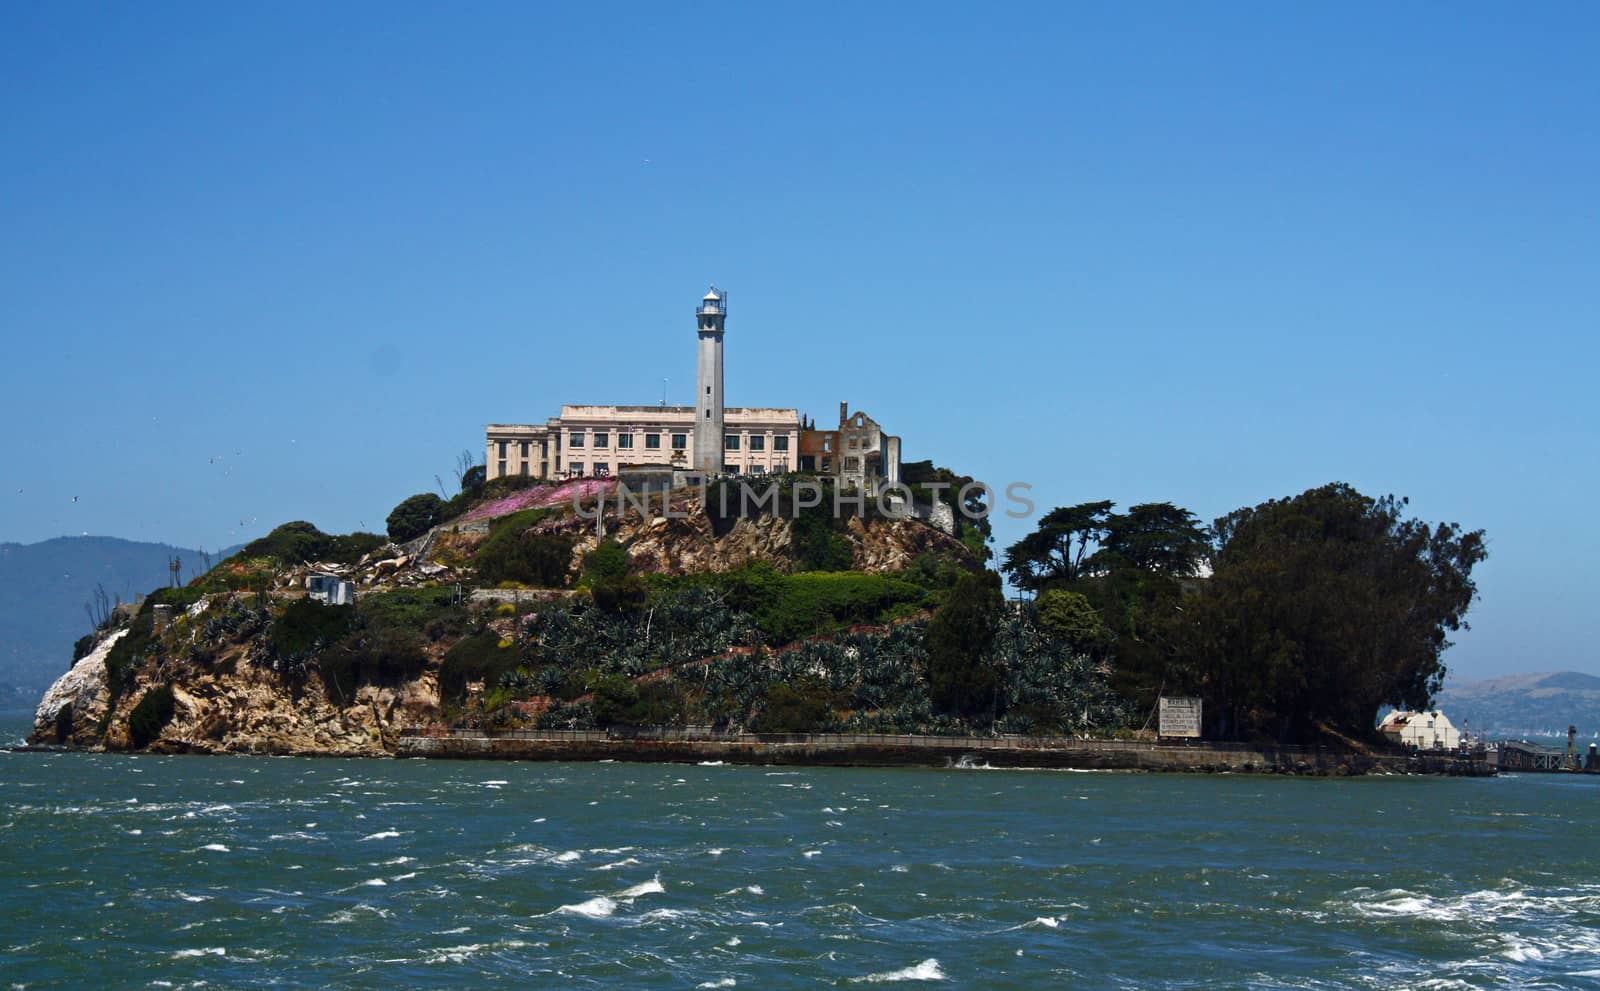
[387,494,446,542]
[474,515,573,587]
[104,611,157,702]
[439,632,521,702]
[320,629,429,702]
[791,508,854,571]
[590,673,682,727]
[752,678,837,733]
[752,570,926,645]
[239,522,385,565]
[583,538,645,613]
[270,598,354,659]
[127,684,176,749]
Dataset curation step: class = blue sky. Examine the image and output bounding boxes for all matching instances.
[2,3,1595,681]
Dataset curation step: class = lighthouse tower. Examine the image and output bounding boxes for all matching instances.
[693,286,727,474]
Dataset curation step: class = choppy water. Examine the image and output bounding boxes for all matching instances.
[2,712,1598,989]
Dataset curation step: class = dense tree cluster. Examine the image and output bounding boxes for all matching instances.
[1001,482,1486,743]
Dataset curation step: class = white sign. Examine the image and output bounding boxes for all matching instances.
[1159,696,1203,738]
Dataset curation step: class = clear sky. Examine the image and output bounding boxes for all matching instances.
[2,3,1595,682]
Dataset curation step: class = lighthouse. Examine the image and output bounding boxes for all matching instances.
[693,286,726,474]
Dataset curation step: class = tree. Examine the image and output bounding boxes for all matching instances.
[461,464,487,492]
[924,570,1005,719]
[386,493,446,542]
[1189,482,1487,743]
[1001,501,1114,592]
[1093,502,1209,577]
[1034,588,1113,659]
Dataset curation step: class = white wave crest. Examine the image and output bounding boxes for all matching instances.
[618,876,665,899]
[557,896,617,919]
[360,830,401,841]
[853,959,946,982]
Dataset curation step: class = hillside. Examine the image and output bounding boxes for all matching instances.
[29,475,1132,754]
[0,537,239,706]
[1436,671,1600,739]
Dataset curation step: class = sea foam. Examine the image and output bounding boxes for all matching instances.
[853,959,946,982]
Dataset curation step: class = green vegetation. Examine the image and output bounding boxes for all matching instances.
[581,538,647,613]
[1187,483,1486,743]
[751,677,839,733]
[244,521,385,564]
[270,598,354,658]
[439,631,520,703]
[924,570,1004,718]
[386,494,446,543]
[1001,483,1487,744]
[103,610,157,702]
[127,683,176,749]
[473,510,573,587]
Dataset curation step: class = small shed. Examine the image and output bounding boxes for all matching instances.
[307,572,355,606]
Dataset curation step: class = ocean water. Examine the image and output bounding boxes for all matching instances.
[2,712,1598,990]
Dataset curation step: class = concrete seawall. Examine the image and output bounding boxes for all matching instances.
[395,731,1492,776]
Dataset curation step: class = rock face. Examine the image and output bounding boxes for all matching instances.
[33,629,124,746]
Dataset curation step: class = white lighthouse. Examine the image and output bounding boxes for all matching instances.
[693,285,726,474]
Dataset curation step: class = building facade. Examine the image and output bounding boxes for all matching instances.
[486,288,899,488]
[1378,709,1461,750]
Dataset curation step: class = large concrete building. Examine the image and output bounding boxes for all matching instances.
[486,287,900,489]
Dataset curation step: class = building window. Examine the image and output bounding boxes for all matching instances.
[520,461,529,476]
[774,459,787,472]
[497,441,508,458]
[595,462,609,476]
[749,436,765,451]
[570,432,585,448]
[774,436,789,452]
[725,435,740,451]
[723,463,737,474]
[594,432,609,448]
[645,434,661,450]
[520,441,530,457]
[570,461,584,475]
[617,434,633,449]
[498,460,507,476]
[706,386,711,395]
[751,464,765,475]
[705,409,711,419]
[821,457,832,472]
[844,456,860,471]
[672,433,688,449]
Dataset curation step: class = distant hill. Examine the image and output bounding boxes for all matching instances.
[0,537,241,706]
[1435,671,1600,739]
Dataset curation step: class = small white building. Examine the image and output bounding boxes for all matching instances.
[307,573,355,606]
[1378,709,1461,750]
